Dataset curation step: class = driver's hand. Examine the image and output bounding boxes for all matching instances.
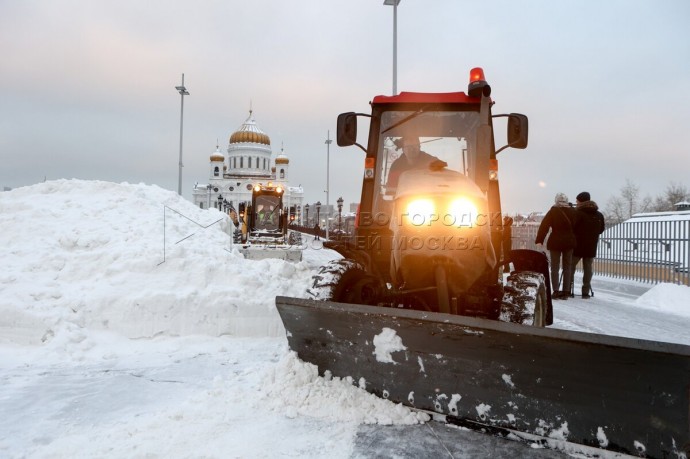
[428,159,448,171]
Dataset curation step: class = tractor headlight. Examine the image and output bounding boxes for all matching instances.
[401,196,480,228]
[448,198,478,227]
[405,199,436,226]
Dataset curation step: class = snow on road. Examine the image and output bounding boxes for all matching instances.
[551,276,690,346]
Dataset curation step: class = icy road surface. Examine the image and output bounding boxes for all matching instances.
[551,275,689,346]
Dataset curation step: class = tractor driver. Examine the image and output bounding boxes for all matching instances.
[257,203,278,228]
[386,136,446,192]
[265,205,278,226]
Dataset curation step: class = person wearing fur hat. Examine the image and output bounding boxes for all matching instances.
[569,191,605,298]
[535,193,578,299]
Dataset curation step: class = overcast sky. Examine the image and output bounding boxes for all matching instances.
[2,0,689,214]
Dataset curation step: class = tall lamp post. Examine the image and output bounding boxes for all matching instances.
[325,131,332,240]
[217,194,223,210]
[383,0,401,95]
[304,204,310,226]
[175,74,190,195]
[337,196,343,234]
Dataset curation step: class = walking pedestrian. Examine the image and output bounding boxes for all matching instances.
[535,193,578,300]
[569,191,606,298]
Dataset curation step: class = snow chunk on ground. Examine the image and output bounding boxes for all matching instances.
[261,351,429,425]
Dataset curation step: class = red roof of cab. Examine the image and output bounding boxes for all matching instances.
[372,91,480,104]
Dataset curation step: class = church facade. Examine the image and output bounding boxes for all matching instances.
[192,110,304,221]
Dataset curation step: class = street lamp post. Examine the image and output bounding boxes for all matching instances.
[337,196,343,235]
[304,204,310,226]
[325,131,332,240]
[217,194,223,210]
[383,0,401,95]
[175,74,190,195]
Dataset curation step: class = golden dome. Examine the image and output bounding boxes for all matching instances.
[275,146,289,164]
[229,131,271,145]
[210,151,225,162]
[229,110,271,146]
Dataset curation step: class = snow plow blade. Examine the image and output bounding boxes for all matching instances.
[275,296,690,458]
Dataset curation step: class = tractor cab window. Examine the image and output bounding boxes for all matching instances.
[255,195,280,231]
[376,110,482,202]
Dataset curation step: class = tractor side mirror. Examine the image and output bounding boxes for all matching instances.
[507,113,528,149]
[337,112,357,147]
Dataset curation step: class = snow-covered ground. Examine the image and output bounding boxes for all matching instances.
[1,180,689,458]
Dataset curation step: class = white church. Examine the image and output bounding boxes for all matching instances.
[192,110,304,220]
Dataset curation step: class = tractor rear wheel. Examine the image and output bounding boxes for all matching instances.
[307,259,382,305]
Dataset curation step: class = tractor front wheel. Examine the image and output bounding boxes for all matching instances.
[307,259,382,305]
[501,271,547,327]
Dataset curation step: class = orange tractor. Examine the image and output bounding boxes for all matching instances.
[276,68,690,457]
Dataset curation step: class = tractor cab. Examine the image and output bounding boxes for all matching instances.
[235,183,303,262]
[333,68,531,318]
[250,190,283,234]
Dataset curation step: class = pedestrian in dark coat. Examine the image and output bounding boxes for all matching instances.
[535,193,578,299]
[569,191,606,298]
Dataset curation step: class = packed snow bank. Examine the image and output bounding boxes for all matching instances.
[261,351,429,425]
[634,283,690,318]
[0,179,313,345]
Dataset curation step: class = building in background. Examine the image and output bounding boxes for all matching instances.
[192,110,304,220]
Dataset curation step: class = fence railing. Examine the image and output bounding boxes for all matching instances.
[511,221,690,286]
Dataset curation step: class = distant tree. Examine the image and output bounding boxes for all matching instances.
[605,195,625,226]
[651,182,690,211]
[605,179,652,225]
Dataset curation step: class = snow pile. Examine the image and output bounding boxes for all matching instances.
[260,351,429,425]
[0,179,313,346]
[634,283,690,318]
[0,180,430,459]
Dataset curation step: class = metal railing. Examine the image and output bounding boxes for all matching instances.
[511,221,690,286]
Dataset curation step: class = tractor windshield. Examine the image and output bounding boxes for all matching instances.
[254,194,281,231]
[377,110,482,199]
